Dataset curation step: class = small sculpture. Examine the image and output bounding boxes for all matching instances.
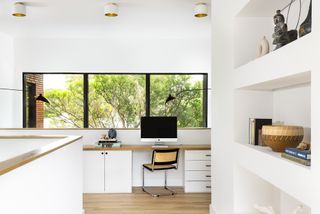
[108,128,117,139]
[299,1,311,37]
[272,10,288,50]
[272,10,297,50]
[257,36,270,58]
[254,204,275,214]
[296,142,310,150]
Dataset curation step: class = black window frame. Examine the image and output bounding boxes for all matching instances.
[23,72,208,128]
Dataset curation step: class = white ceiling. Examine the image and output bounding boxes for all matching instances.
[0,0,211,38]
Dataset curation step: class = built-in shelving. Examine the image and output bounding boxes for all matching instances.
[234,142,312,207]
[235,33,312,90]
[234,0,312,68]
[232,0,314,212]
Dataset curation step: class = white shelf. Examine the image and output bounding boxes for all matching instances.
[234,142,312,206]
[234,33,313,90]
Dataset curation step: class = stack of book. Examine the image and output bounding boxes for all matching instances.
[249,118,272,145]
[281,148,311,166]
[98,138,121,148]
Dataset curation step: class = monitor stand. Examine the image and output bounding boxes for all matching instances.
[152,142,168,148]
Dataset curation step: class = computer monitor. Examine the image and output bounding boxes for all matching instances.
[140,116,177,144]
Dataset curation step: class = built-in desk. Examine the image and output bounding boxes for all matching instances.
[83,144,211,151]
[83,144,211,193]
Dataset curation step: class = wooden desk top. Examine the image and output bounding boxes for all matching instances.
[83,144,211,151]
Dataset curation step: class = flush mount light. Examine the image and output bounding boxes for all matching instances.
[194,3,208,18]
[12,2,26,17]
[104,3,118,17]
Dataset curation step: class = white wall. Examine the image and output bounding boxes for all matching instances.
[5,36,211,128]
[14,37,210,73]
[273,84,311,128]
[0,33,17,128]
[211,0,252,213]
[0,128,210,186]
[0,139,83,214]
[0,33,15,88]
[0,128,210,145]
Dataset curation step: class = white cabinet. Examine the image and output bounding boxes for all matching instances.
[83,151,105,193]
[184,150,211,193]
[84,151,132,193]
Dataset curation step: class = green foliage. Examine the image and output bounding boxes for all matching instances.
[89,75,145,128]
[150,75,203,127]
[44,74,204,128]
[44,75,84,128]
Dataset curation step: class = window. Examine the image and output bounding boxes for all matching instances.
[150,74,207,127]
[88,74,146,128]
[23,74,84,128]
[23,73,207,128]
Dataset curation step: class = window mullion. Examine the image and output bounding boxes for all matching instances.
[83,74,89,128]
[146,74,150,117]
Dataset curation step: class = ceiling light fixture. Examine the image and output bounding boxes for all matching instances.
[104,3,118,17]
[12,2,26,17]
[194,3,208,18]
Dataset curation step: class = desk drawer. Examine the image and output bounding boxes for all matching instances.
[185,181,211,193]
[185,160,211,170]
[185,150,211,161]
[185,171,211,181]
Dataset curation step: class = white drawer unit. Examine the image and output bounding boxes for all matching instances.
[185,150,211,161]
[185,160,211,170]
[185,181,211,193]
[184,150,211,193]
[185,171,211,181]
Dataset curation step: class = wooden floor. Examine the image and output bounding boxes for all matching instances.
[84,187,211,214]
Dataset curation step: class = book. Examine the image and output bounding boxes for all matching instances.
[281,153,311,166]
[285,148,311,160]
[249,118,272,145]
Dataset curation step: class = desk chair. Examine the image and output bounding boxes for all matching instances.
[142,148,179,197]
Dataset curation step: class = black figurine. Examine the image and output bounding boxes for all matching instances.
[108,128,117,139]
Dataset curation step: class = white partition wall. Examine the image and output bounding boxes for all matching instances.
[0,139,83,214]
[212,0,320,213]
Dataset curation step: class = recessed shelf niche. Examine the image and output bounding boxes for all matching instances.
[234,0,311,68]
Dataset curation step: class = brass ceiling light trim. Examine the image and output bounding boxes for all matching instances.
[12,2,26,17]
[104,3,118,17]
[194,3,208,18]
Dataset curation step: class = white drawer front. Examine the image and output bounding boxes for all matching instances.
[185,170,211,181]
[185,150,211,161]
[185,160,211,170]
[185,181,211,193]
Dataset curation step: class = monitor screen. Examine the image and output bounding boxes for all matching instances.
[140,116,177,142]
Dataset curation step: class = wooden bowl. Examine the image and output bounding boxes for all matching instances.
[262,125,304,152]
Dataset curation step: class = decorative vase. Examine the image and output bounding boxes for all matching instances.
[299,1,312,37]
[108,128,117,139]
[262,125,304,152]
[257,36,270,58]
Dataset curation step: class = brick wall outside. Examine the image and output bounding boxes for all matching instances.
[25,74,44,128]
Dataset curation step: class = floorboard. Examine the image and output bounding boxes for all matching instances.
[84,187,211,214]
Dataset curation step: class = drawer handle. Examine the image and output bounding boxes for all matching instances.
[206,165,211,167]
[205,154,211,157]
[206,186,211,188]
[206,175,211,178]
